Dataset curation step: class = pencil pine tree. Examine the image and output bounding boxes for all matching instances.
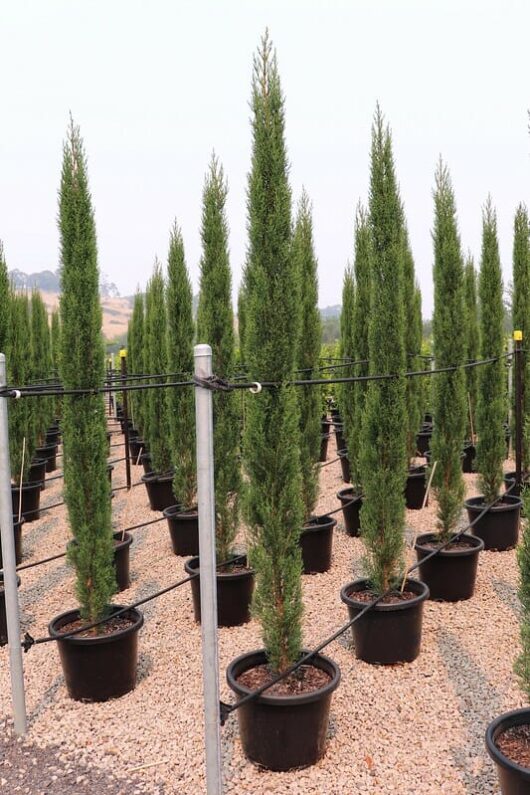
[7,291,33,484]
[145,261,172,475]
[166,223,195,506]
[476,198,505,502]
[30,291,53,445]
[516,486,530,696]
[464,255,480,441]
[128,291,145,436]
[197,156,240,559]
[403,229,422,463]
[293,189,322,519]
[59,119,115,623]
[243,32,304,673]
[339,263,355,452]
[430,161,467,539]
[512,203,530,468]
[0,242,9,356]
[359,106,407,594]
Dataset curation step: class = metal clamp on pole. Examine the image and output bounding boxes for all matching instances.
[514,331,524,490]
[0,353,27,734]
[194,344,222,795]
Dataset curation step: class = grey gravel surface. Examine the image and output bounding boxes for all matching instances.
[0,429,523,793]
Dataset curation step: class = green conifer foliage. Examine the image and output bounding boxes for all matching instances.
[30,291,52,445]
[293,189,321,519]
[128,291,145,435]
[339,262,355,452]
[237,285,247,365]
[50,310,61,377]
[403,229,422,462]
[59,119,115,622]
[165,224,195,506]
[464,255,480,440]
[0,242,9,356]
[512,204,530,467]
[516,485,530,697]
[243,32,304,673]
[430,161,466,538]
[7,291,33,484]
[197,156,240,559]
[350,204,372,488]
[359,107,407,594]
[145,261,172,475]
[477,198,505,502]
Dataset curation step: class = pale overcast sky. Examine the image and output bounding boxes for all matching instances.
[1,0,529,316]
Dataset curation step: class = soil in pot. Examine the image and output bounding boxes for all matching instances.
[48,605,143,701]
[35,443,57,473]
[141,472,175,512]
[0,517,24,569]
[11,482,41,523]
[405,466,428,510]
[227,649,341,771]
[465,494,522,551]
[300,515,336,574]
[486,708,530,794]
[0,575,21,646]
[414,533,484,601]
[184,554,254,627]
[164,506,199,556]
[338,449,351,483]
[28,458,46,491]
[340,578,429,664]
[336,487,362,537]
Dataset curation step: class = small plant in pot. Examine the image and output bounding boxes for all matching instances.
[465,199,522,550]
[340,106,429,666]
[293,190,337,574]
[415,161,484,601]
[8,290,40,523]
[141,263,175,512]
[48,120,143,702]
[162,223,199,554]
[227,32,340,772]
[336,208,371,537]
[184,155,254,625]
[463,254,479,470]
[486,486,530,793]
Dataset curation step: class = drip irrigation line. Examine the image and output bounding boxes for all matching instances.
[21,553,247,651]
[319,455,341,468]
[219,485,515,723]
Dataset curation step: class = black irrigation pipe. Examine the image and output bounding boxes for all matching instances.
[21,553,247,652]
[219,483,516,723]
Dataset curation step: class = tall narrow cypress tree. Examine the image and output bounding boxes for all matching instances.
[293,189,321,519]
[351,204,371,488]
[403,229,422,463]
[339,263,355,452]
[512,203,530,468]
[359,107,407,594]
[166,223,195,506]
[0,242,9,356]
[464,255,480,441]
[197,156,240,559]
[30,290,52,445]
[430,161,466,539]
[237,284,247,365]
[516,488,530,696]
[50,310,61,376]
[477,198,505,502]
[145,261,172,475]
[59,119,115,623]
[7,291,33,484]
[243,32,304,674]
[128,290,145,435]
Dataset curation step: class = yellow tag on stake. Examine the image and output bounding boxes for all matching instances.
[514,330,523,341]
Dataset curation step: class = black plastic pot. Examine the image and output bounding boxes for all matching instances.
[340,578,429,664]
[163,506,199,555]
[338,449,351,483]
[140,453,153,475]
[226,648,341,771]
[405,466,428,510]
[424,412,433,425]
[416,428,432,456]
[300,515,337,574]
[319,433,330,463]
[414,533,484,601]
[28,458,46,491]
[504,471,528,498]
[0,575,21,646]
[334,423,345,453]
[35,443,57,473]
[49,605,143,702]
[184,555,255,627]
[45,429,61,446]
[462,442,476,473]
[141,472,175,512]
[505,430,511,460]
[336,487,362,537]
[11,481,41,523]
[107,464,114,486]
[129,437,146,463]
[486,708,530,794]
[0,517,24,569]
[113,532,133,591]
[465,495,522,551]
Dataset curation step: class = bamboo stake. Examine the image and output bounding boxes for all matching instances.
[400,461,437,594]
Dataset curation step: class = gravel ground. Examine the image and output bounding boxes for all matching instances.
[0,422,525,794]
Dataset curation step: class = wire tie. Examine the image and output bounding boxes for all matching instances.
[22,633,35,653]
[249,382,262,394]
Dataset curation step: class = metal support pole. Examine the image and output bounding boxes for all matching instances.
[514,332,524,489]
[0,353,27,735]
[120,350,131,491]
[194,344,222,795]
